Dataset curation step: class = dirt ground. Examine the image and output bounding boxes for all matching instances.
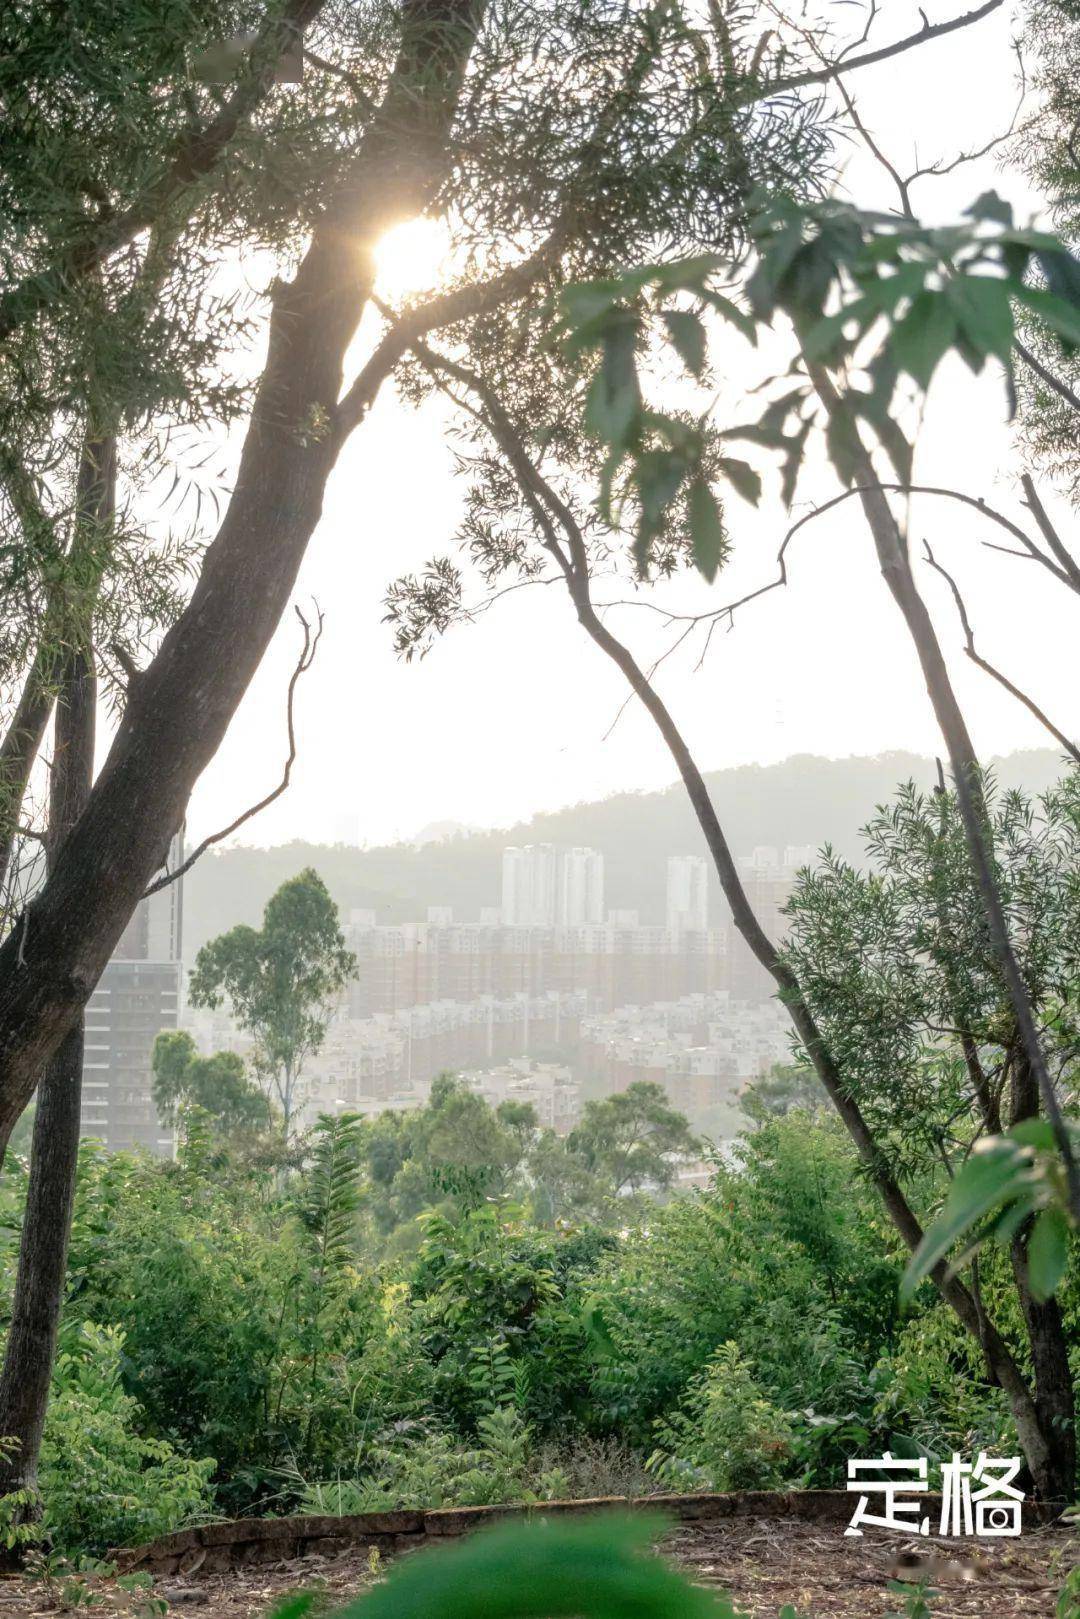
[0,1516,1075,1619]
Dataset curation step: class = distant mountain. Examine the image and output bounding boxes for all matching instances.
[179,749,1068,961]
[410,819,480,846]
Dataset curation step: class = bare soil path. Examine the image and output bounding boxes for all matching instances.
[0,1516,1074,1619]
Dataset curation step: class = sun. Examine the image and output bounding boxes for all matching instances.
[373,216,451,298]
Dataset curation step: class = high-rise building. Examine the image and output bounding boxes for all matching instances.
[558,847,604,926]
[501,844,603,927]
[725,847,808,1002]
[81,835,184,1156]
[667,854,708,936]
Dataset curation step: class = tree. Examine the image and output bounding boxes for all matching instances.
[187,868,354,1134]
[0,0,986,1156]
[784,779,1079,1499]
[151,1030,272,1138]
[371,52,1080,1490]
[0,436,106,1529]
[1012,0,1080,502]
[570,1083,698,1199]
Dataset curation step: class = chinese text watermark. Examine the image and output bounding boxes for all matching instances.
[845,1452,1024,1537]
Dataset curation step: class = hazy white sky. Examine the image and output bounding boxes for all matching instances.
[180,0,1076,849]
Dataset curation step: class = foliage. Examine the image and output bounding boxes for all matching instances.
[647,1342,793,1491]
[555,191,1080,567]
[40,1323,215,1554]
[188,868,356,1132]
[316,1513,744,1619]
[151,1030,271,1137]
[569,1082,699,1199]
[301,1405,567,1513]
[586,1112,902,1455]
[14,820,1077,1549]
[1012,0,1080,504]
[906,1119,1079,1300]
[783,774,1080,1292]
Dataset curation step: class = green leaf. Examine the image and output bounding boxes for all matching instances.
[745,221,806,320]
[902,1138,1037,1297]
[560,282,622,328]
[824,405,863,488]
[687,479,725,581]
[966,191,1014,227]
[1017,285,1080,354]
[1009,1119,1058,1151]
[633,449,685,561]
[776,238,837,324]
[700,289,758,343]
[889,291,957,390]
[779,417,812,509]
[1034,247,1080,308]
[946,276,1014,365]
[661,309,707,378]
[326,1515,741,1619]
[584,317,641,448]
[800,296,874,364]
[716,456,761,506]
[1027,1207,1070,1303]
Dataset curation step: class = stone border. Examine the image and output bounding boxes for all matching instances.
[112,1488,1064,1576]
[112,1492,852,1574]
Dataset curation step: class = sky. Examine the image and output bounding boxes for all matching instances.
[177,0,1077,850]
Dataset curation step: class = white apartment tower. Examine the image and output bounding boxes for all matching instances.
[502,844,604,926]
[667,854,708,936]
[559,846,605,926]
[81,833,184,1156]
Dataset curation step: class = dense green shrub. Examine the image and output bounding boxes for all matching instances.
[0,1066,1039,1550]
[40,1324,215,1553]
[646,1342,794,1491]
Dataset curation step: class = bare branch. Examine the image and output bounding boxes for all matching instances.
[761,0,1005,95]
[1020,474,1080,595]
[924,541,1080,765]
[142,603,323,898]
[1014,339,1080,418]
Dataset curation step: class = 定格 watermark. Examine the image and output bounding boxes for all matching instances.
[845,1451,1024,1537]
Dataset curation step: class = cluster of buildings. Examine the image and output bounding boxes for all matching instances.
[73,839,814,1154]
[578,991,792,1123]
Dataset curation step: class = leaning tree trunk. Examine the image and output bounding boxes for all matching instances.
[0,438,109,1545]
[0,658,95,1523]
[1008,1048,1077,1501]
[439,365,1072,1502]
[0,0,488,1161]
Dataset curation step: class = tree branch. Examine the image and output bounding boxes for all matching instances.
[143,603,323,898]
[1020,474,1080,596]
[761,0,1005,94]
[0,0,330,347]
[924,542,1080,765]
[1014,339,1080,418]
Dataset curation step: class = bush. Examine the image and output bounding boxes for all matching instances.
[41,1324,215,1553]
[300,1405,567,1511]
[647,1343,794,1492]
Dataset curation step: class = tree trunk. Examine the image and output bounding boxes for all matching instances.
[0,437,108,1545]
[0,0,487,1160]
[444,369,1071,1501]
[803,356,1080,1222]
[0,651,57,910]
[1008,1047,1077,1503]
[0,502,103,1545]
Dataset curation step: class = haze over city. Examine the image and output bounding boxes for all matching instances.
[3,0,1080,1591]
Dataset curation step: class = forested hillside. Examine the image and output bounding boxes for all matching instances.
[181,749,1063,957]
